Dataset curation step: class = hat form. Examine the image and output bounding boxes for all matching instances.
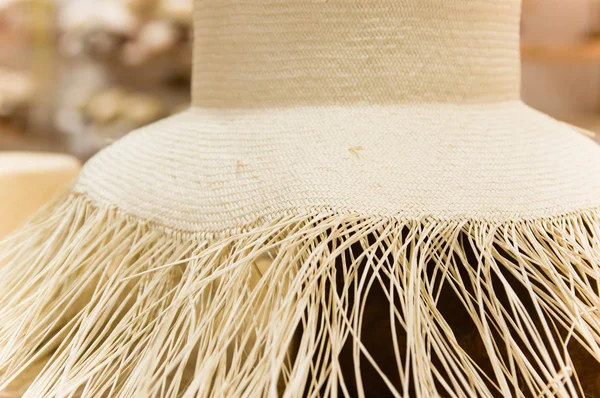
[2,1,600,397]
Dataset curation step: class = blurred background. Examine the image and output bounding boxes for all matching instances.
[0,0,192,159]
[0,0,599,160]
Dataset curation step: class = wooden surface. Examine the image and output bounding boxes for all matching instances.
[522,40,600,63]
[0,152,80,237]
[560,115,600,144]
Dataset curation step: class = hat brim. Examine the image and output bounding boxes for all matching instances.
[75,100,600,232]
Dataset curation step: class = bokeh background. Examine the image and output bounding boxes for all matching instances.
[0,0,192,158]
[0,0,599,159]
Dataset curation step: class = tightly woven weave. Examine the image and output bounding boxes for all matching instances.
[2,0,600,397]
[78,102,600,231]
[192,0,521,106]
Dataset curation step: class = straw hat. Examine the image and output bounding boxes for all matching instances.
[2,0,600,396]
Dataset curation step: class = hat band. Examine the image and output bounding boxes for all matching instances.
[191,0,522,108]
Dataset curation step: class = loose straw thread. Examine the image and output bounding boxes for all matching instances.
[1,194,600,397]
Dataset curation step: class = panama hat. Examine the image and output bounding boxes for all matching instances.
[2,0,600,396]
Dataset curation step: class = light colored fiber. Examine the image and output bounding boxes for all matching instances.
[191,0,522,107]
[76,102,600,232]
[2,0,600,396]
[1,194,600,397]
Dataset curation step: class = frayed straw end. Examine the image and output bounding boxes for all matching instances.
[1,194,600,397]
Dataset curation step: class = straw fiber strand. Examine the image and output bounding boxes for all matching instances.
[2,0,600,396]
[2,194,600,397]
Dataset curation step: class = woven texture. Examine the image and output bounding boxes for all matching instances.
[4,1,600,396]
[192,0,521,107]
[76,102,600,232]
[75,0,600,232]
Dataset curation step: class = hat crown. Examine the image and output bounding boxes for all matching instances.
[191,0,522,108]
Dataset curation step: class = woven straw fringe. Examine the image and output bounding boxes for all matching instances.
[1,194,600,397]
